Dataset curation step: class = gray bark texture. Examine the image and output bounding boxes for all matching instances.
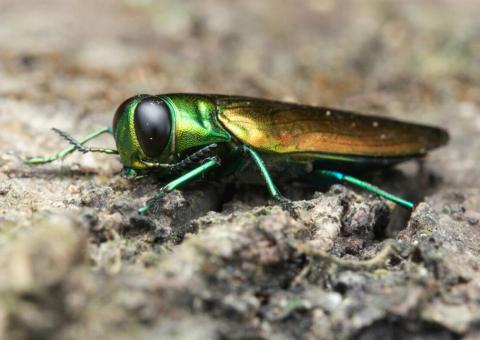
[0,1,479,339]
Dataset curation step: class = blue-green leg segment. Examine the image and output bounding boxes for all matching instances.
[317,170,414,209]
[241,146,296,215]
[138,157,221,215]
[25,127,114,164]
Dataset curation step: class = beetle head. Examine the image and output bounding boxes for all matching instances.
[112,94,174,170]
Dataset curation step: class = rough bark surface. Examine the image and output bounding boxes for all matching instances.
[1,1,479,339]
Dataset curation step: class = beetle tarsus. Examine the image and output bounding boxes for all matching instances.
[274,195,298,218]
[150,191,166,215]
[139,190,167,215]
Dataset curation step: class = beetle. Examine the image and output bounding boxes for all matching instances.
[26,93,449,215]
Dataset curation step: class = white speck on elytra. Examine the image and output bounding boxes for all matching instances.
[325,110,331,117]
[380,134,386,139]
[372,121,379,127]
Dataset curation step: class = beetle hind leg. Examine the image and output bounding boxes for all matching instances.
[315,170,414,209]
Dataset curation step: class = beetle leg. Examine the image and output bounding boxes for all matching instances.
[138,156,221,215]
[25,127,115,164]
[240,146,297,217]
[315,170,414,209]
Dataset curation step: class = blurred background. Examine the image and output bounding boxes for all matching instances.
[2,0,479,105]
[1,0,480,339]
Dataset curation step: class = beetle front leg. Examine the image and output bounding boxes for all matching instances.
[240,146,297,217]
[138,156,221,215]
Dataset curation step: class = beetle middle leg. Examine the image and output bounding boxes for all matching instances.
[139,156,221,215]
[239,145,297,217]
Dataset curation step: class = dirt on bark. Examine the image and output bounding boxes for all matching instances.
[1,1,480,339]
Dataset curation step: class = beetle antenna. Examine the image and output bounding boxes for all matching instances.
[170,143,218,173]
[52,128,88,153]
[52,128,119,155]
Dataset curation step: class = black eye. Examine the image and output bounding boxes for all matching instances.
[134,97,172,158]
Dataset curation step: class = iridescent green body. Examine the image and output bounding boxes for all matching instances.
[26,93,449,214]
[113,94,447,171]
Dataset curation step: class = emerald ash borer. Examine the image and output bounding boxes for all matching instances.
[26,94,449,215]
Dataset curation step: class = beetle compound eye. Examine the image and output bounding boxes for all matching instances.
[134,97,172,158]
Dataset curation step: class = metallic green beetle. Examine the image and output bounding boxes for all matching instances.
[26,93,449,214]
